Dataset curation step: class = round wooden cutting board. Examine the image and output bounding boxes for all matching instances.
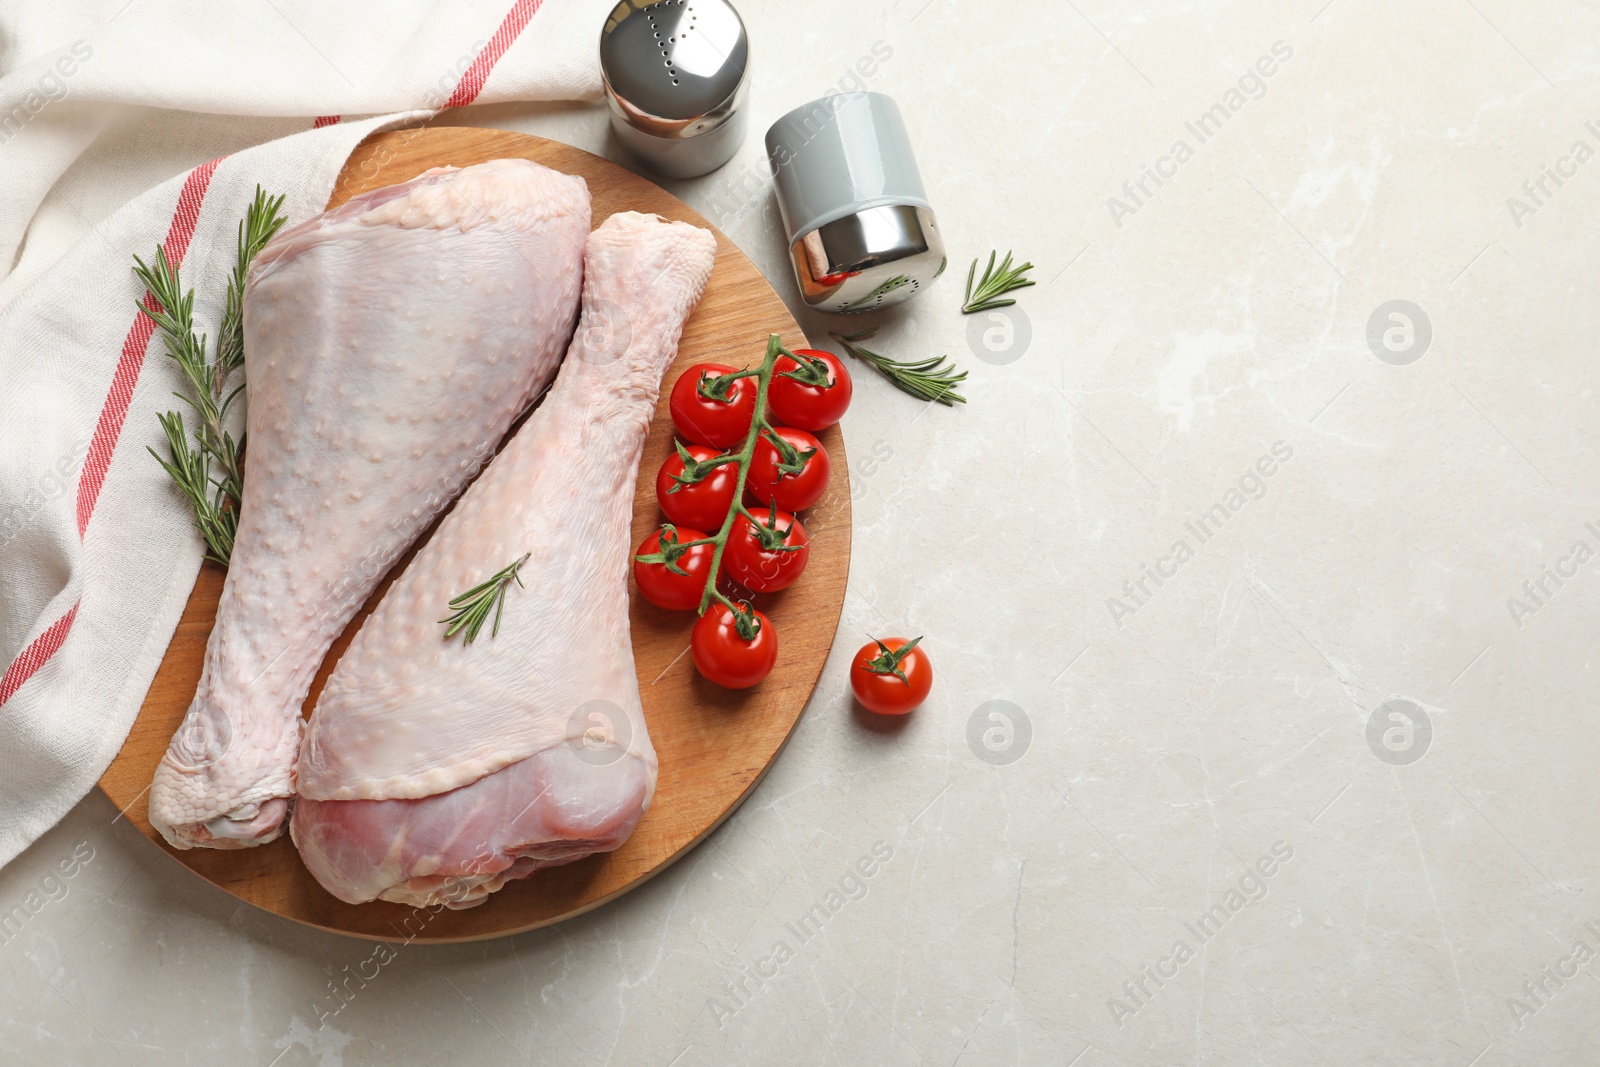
[98,127,850,942]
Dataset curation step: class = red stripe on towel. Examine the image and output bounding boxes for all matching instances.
[76,157,223,538]
[0,603,79,708]
[443,0,545,108]
[3,157,224,709]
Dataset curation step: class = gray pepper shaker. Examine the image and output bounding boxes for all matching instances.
[600,0,750,179]
[765,92,946,312]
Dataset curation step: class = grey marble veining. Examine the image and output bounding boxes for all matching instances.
[6,0,1600,1063]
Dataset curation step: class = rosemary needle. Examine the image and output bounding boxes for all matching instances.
[440,553,531,644]
[961,250,1036,315]
[831,327,967,406]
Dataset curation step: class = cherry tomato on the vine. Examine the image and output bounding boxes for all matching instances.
[692,604,778,688]
[632,525,715,612]
[656,442,738,530]
[746,428,830,512]
[670,363,756,448]
[849,637,933,715]
[768,349,852,432]
[723,507,810,593]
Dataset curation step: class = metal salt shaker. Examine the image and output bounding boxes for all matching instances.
[599,0,751,179]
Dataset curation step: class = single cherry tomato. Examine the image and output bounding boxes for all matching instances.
[768,349,853,432]
[632,525,715,611]
[692,604,778,688]
[670,363,756,448]
[849,637,933,715]
[657,441,738,530]
[746,428,830,512]
[723,507,810,593]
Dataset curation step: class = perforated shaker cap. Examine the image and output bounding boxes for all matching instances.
[601,0,748,124]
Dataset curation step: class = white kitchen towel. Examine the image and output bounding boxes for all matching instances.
[0,0,615,868]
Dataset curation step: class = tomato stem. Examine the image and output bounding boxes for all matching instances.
[710,590,762,639]
[698,366,763,401]
[632,525,706,576]
[761,428,815,478]
[777,351,833,387]
[864,636,924,685]
[696,334,790,617]
[665,439,742,492]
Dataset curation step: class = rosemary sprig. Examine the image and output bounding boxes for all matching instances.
[440,553,530,644]
[150,409,238,563]
[831,327,967,406]
[961,250,1035,315]
[138,185,288,565]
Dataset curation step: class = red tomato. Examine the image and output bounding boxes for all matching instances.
[746,428,830,512]
[657,442,738,530]
[692,604,778,688]
[768,349,852,432]
[632,526,714,612]
[849,637,933,715]
[724,508,809,592]
[670,363,756,448]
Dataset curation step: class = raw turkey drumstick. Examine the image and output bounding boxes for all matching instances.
[149,160,591,849]
[292,212,717,908]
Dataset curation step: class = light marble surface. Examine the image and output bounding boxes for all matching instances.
[7,0,1600,1063]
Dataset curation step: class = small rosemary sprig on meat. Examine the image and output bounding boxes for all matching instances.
[139,186,287,564]
[831,327,967,406]
[440,553,530,644]
[961,250,1035,314]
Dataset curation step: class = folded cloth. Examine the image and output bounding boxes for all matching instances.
[0,0,613,869]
